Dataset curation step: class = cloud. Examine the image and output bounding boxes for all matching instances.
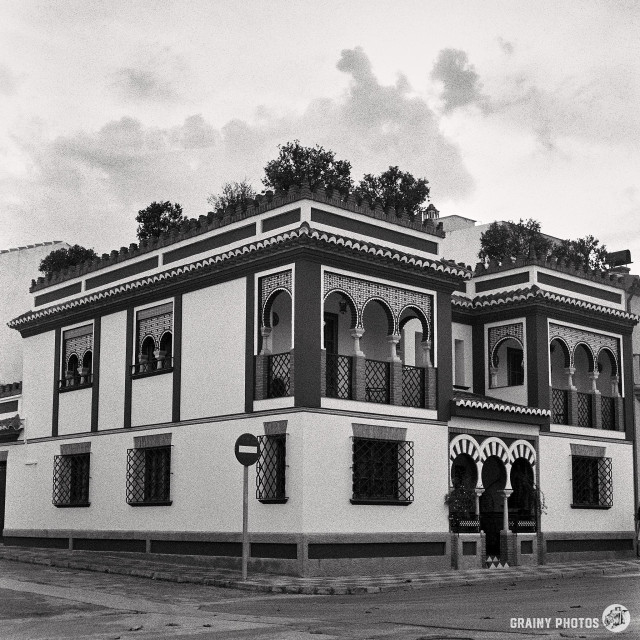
[1,47,473,251]
[0,64,20,95]
[431,48,487,113]
[110,48,188,103]
[497,37,514,55]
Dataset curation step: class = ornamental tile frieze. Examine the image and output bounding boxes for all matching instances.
[323,271,432,337]
[260,270,292,326]
[137,309,173,354]
[488,323,524,366]
[548,322,619,370]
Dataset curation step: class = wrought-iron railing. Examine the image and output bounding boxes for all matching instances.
[509,515,537,533]
[402,365,425,408]
[601,396,615,430]
[365,359,390,404]
[449,515,480,533]
[59,373,93,390]
[577,392,592,428]
[267,352,291,398]
[131,357,174,376]
[325,353,352,399]
[551,388,568,424]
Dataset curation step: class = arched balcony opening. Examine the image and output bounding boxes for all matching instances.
[550,338,571,424]
[574,343,595,428]
[489,337,524,389]
[259,289,293,399]
[80,350,93,385]
[597,348,619,430]
[361,299,395,404]
[399,308,431,408]
[323,291,357,400]
[65,353,80,387]
[139,336,156,373]
[158,331,173,370]
[480,456,507,559]
[509,459,537,533]
[448,453,479,533]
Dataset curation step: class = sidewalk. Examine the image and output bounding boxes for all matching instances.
[0,545,638,596]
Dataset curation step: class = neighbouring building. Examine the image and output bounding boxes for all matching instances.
[0,187,637,576]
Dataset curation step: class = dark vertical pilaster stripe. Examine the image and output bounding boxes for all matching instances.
[124,308,134,429]
[245,275,255,413]
[472,323,484,395]
[294,260,322,408]
[436,293,452,421]
[172,294,182,423]
[52,327,61,437]
[526,312,549,410]
[622,332,634,440]
[91,317,101,432]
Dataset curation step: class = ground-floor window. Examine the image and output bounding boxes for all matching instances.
[351,437,413,505]
[52,453,91,507]
[571,455,612,508]
[126,446,172,506]
[256,434,287,503]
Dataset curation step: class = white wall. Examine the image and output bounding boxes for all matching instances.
[22,331,55,439]
[452,322,473,388]
[181,278,246,420]
[131,374,173,427]
[58,388,92,435]
[539,435,635,533]
[98,311,127,431]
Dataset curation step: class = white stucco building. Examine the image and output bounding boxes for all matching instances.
[0,189,636,576]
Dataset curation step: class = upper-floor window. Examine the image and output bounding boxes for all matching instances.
[132,302,173,376]
[59,324,93,391]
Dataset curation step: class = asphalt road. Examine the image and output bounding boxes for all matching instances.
[0,559,637,639]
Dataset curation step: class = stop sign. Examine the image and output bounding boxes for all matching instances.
[234,433,260,466]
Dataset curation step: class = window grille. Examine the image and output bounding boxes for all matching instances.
[256,434,287,502]
[577,392,592,428]
[325,353,352,399]
[351,437,413,504]
[126,446,172,505]
[552,388,568,424]
[601,396,615,430]
[365,359,390,404]
[52,453,90,507]
[402,365,424,407]
[267,353,291,398]
[572,455,613,508]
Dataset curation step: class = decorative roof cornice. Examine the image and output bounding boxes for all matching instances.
[1,241,64,255]
[453,391,550,417]
[30,185,445,293]
[10,223,471,331]
[474,256,628,291]
[452,286,639,322]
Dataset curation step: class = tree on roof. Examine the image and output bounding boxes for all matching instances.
[479,219,552,263]
[355,166,430,217]
[207,180,257,212]
[552,235,609,270]
[39,245,98,279]
[136,201,186,241]
[262,140,353,193]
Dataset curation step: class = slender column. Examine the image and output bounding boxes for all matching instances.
[499,489,513,532]
[421,340,433,368]
[260,327,272,355]
[566,367,578,426]
[489,366,499,389]
[474,488,484,517]
[388,334,402,406]
[590,372,602,429]
[351,327,364,356]
[351,328,366,402]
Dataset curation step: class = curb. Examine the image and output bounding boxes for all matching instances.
[0,548,637,596]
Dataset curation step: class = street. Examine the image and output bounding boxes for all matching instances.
[0,559,638,639]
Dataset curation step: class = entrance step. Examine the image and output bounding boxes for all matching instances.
[485,556,510,569]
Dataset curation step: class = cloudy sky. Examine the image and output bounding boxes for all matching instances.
[1,1,639,266]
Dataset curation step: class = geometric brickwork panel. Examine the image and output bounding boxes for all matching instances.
[323,271,432,338]
[137,303,173,355]
[63,325,93,371]
[260,270,293,327]
[488,322,523,367]
[548,323,619,372]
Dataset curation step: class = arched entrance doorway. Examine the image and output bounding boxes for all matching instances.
[479,456,507,558]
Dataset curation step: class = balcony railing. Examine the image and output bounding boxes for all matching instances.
[601,395,615,430]
[577,392,592,428]
[551,388,568,424]
[131,357,174,377]
[509,515,537,533]
[365,359,390,404]
[402,365,425,408]
[325,353,352,399]
[59,373,93,391]
[449,514,480,533]
[267,353,291,398]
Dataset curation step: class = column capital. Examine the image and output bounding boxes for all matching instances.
[498,489,513,498]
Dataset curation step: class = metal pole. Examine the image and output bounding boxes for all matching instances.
[242,464,249,581]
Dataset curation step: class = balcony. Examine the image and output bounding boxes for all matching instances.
[266,352,291,399]
[59,372,93,392]
[325,353,352,400]
[131,356,174,378]
[365,359,390,404]
[550,387,623,431]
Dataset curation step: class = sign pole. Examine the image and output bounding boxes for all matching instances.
[242,463,249,581]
